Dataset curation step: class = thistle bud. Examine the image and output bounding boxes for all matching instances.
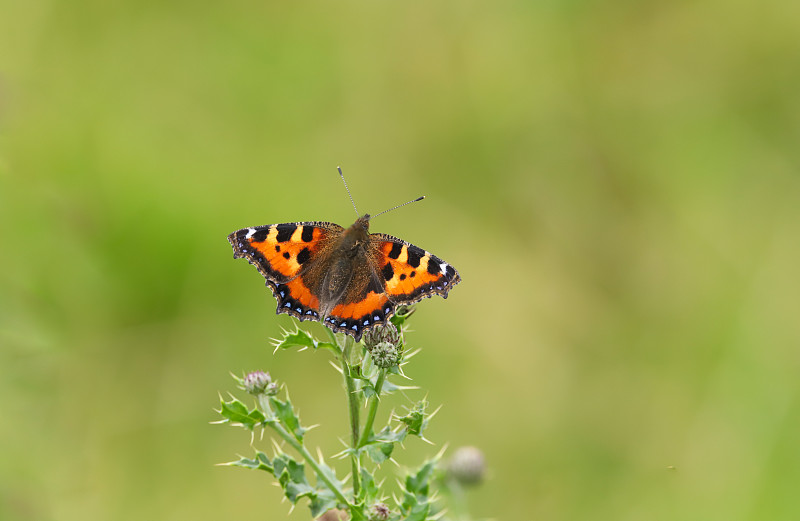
[370,342,400,369]
[363,322,401,349]
[367,502,390,521]
[242,371,278,396]
[447,446,486,486]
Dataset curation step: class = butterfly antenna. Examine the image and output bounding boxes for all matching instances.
[338,166,359,216]
[371,195,426,220]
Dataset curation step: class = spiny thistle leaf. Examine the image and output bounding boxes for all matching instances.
[361,425,407,464]
[309,489,338,518]
[269,395,307,441]
[365,442,395,464]
[371,425,407,444]
[218,397,265,430]
[398,457,441,520]
[397,401,429,437]
[273,328,338,353]
[404,503,430,521]
[223,451,273,472]
[404,458,438,496]
[308,463,343,518]
[273,453,315,503]
[315,460,345,493]
[359,468,380,503]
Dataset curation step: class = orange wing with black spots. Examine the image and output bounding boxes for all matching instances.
[228,221,344,322]
[371,233,461,305]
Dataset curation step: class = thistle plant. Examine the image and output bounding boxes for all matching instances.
[216,306,484,521]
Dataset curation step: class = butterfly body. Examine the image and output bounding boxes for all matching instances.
[228,214,460,340]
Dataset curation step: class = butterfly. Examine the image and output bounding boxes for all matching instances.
[227,170,461,341]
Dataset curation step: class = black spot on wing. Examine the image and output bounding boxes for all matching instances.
[400,273,406,280]
[427,257,441,275]
[297,247,311,265]
[382,262,394,281]
[406,246,424,268]
[283,252,290,259]
[252,228,270,243]
[275,224,296,242]
[301,226,314,242]
[388,242,403,259]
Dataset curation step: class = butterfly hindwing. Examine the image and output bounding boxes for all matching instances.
[325,270,394,339]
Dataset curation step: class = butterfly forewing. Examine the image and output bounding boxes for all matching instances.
[370,233,461,305]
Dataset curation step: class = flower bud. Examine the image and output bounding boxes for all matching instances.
[447,446,486,486]
[367,502,390,521]
[370,342,400,369]
[243,371,278,396]
[363,322,400,350]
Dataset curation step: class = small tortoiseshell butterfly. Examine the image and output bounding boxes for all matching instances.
[227,168,461,341]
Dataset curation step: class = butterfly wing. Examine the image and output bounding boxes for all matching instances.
[370,233,461,304]
[318,234,460,340]
[228,221,344,321]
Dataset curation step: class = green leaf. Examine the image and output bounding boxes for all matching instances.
[308,489,337,518]
[315,461,344,492]
[405,459,437,496]
[348,503,369,521]
[397,401,429,437]
[404,503,430,521]
[272,453,315,503]
[398,458,440,517]
[224,451,273,473]
[386,364,402,376]
[359,424,406,464]
[359,468,380,502]
[269,396,306,441]
[273,328,338,353]
[218,397,265,430]
[362,383,377,399]
[365,442,394,464]
[380,379,402,394]
[390,305,415,327]
[307,462,343,517]
[400,490,418,514]
[371,425,407,444]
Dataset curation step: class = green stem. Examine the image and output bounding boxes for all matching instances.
[357,368,387,448]
[340,337,362,497]
[258,395,350,506]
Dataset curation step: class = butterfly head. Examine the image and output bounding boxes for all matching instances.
[341,214,372,252]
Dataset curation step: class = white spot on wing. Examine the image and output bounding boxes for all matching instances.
[245,228,256,239]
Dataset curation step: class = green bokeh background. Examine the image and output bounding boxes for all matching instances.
[2,1,800,520]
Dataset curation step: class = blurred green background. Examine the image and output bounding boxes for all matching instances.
[2,1,800,520]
